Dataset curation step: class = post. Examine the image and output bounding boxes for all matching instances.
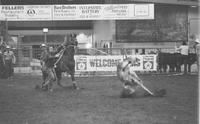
[43,28,48,44]
[44,33,47,44]
[5,19,8,43]
[197,44,200,124]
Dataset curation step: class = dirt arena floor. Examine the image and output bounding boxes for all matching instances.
[0,74,198,124]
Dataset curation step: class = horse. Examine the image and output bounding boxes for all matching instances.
[54,34,79,89]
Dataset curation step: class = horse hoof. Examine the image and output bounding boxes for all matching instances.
[57,83,63,87]
[73,84,79,90]
[35,84,40,89]
[41,85,48,91]
[74,86,80,90]
[49,89,53,92]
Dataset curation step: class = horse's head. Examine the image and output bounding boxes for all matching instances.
[55,34,78,57]
[63,34,78,47]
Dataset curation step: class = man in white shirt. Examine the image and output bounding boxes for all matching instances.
[176,41,189,74]
[193,38,200,53]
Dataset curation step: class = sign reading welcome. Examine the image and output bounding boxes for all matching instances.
[75,55,157,72]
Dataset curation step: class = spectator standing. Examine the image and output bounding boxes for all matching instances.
[176,41,189,74]
[4,45,15,79]
[194,37,200,53]
[135,49,139,55]
[0,46,5,78]
[174,42,182,72]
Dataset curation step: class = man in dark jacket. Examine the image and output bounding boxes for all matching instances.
[40,44,57,91]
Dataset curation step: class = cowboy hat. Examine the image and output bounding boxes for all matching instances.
[195,38,200,44]
[41,43,47,47]
[6,45,10,49]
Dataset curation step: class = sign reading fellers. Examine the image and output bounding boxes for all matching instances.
[0,5,52,21]
[0,5,24,20]
[0,4,154,21]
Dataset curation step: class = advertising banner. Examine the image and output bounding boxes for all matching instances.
[23,5,52,20]
[77,4,103,20]
[29,55,157,73]
[53,5,77,20]
[0,5,24,20]
[0,4,154,21]
[75,55,157,72]
[75,55,123,71]
[103,4,129,19]
[0,5,52,21]
[53,4,154,20]
[129,55,157,71]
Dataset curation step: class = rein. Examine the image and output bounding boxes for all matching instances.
[53,44,76,67]
[54,48,65,67]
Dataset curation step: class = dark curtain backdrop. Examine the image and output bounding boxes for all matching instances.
[116,5,188,42]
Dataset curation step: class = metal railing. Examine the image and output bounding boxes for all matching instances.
[11,46,197,76]
[13,47,196,66]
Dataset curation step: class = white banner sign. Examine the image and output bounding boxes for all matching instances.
[0,5,24,20]
[53,4,154,20]
[53,5,77,20]
[0,4,154,21]
[75,55,123,71]
[29,55,157,73]
[23,5,52,20]
[75,55,157,72]
[129,55,157,71]
[0,5,52,21]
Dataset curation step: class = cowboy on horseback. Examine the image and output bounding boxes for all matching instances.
[40,43,57,91]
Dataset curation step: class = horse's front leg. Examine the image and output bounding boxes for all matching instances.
[56,70,63,87]
[70,71,79,90]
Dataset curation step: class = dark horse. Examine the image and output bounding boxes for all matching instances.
[54,34,79,89]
